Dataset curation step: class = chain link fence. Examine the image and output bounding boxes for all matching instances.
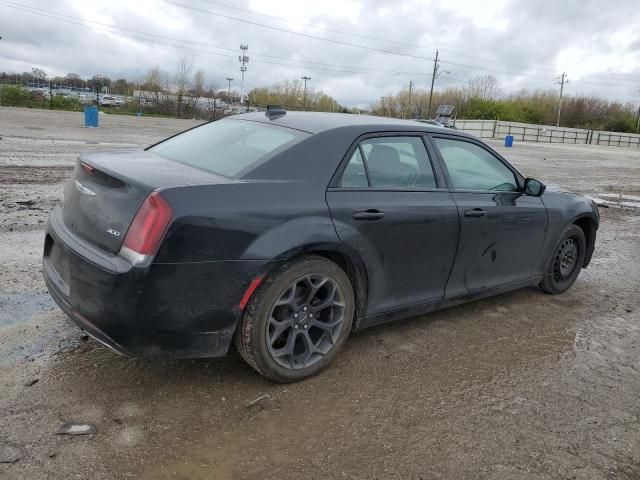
[453,119,640,148]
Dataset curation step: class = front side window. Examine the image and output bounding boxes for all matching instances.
[339,136,436,189]
[149,119,306,177]
[434,138,518,192]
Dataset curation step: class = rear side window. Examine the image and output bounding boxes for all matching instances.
[149,119,306,177]
[434,138,518,192]
[339,136,436,189]
[340,149,368,187]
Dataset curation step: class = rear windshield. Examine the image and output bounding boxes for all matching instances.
[148,119,307,177]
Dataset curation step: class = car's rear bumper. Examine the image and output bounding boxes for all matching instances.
[44,206,270,358]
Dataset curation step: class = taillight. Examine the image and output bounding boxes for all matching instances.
[122,192,172,259]
[80,162,95,174]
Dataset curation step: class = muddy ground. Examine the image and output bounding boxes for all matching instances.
[1,107,639,479]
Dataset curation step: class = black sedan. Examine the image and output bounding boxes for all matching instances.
[43,110,599,382]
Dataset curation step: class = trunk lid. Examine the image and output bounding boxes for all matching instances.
[61,149,229,254]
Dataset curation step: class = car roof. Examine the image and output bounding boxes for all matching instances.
[230,111,470,137]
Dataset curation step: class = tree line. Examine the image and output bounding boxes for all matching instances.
[372,75,639,132]
[1,64,638,132]
[0,57,346,119]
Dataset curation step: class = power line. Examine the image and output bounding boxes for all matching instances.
[0,1,434,77]
[168,2,547,81]
[165,1,435,61]
[0,0,499,82]
[168,1,639,86]
[1,1,636,90]
[1,1,434,76]
[195,0,562,74]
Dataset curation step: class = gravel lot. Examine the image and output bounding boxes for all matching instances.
[1,107,639,479]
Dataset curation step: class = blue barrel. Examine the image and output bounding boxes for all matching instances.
[504,135,514,147]
[84,106,99,127]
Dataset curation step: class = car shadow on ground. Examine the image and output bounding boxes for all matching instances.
[46,283,580,391]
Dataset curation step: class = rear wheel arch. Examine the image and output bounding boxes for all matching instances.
[301,249,368,329]
[272,245,368,328]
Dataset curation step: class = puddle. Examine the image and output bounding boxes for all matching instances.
[588,193,640,209]
[0,292,55,327]
[0,293,78,368]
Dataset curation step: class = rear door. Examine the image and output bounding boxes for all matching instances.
[326,133,459,316]
[429,134,547,297]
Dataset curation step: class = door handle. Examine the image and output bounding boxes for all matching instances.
[352,209,386,221]
[464,208,488,218]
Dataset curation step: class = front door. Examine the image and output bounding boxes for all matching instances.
[327,134,459,316]
[430,135,548,297]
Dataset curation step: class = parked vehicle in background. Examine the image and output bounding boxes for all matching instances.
[99,95,117,107]
[43,110,599,382]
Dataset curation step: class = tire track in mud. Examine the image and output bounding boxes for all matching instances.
[0,165,69,233]
[0,165,73,185]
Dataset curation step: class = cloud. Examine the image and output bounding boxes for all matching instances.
[0,0,638,107]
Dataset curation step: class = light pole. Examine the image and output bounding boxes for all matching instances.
[301,76,311,110]
[95,74,103,108]
[239,44,249,107]
[226,77,234,104]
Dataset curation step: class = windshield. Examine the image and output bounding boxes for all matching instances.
[149,119,307,177]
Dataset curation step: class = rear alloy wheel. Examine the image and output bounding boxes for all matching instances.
[236,256,354,383]
[540,224,586,294]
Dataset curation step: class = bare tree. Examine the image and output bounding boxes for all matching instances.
[193,70,205,97]
[246,79,341,112]
[204,81,218,120]
[143,67,164,108]
[31,68,47,81]
[174,56,193,117]
[466,75,501,101]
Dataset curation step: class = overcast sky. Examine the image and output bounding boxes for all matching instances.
[1,0,639,108]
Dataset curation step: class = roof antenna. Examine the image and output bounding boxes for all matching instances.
[265,105,286,120]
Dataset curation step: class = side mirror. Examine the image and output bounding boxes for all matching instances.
[524,178,546,196]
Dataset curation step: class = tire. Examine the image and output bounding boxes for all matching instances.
[540,224,586,294]
[235,255,354,383]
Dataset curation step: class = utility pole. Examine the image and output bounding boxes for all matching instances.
[239,45,249,108]
[301,76,311,110]
[49,81,52,110]
[556,72,568,127]
[138,81,141,114]
[226,77,233,104]
[427,50,439,119]
[407,80,413,119]
[636,88,640,133]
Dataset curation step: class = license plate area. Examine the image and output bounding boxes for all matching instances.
[46,238,71,296]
